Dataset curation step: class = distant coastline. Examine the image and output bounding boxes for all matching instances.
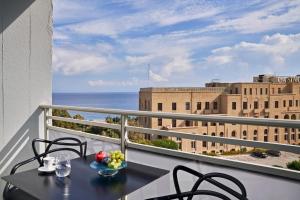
[52,92,138,120]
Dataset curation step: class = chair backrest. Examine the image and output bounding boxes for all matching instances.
[173,165,248,200]
[32,137,87,166]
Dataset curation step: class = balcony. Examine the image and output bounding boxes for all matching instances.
[34,104,300,199]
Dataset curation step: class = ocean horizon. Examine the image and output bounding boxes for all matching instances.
[53,92,139,120]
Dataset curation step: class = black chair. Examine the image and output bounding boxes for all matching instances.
[147,165,248,200]
[32,137,87,166]
[3,137,87,200]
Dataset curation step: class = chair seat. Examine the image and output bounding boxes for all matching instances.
[4,187,37,200]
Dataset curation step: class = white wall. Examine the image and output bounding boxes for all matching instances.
[0,0,52,194]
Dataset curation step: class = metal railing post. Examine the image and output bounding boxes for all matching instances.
[121,114,128,160]
[43,108,49,149]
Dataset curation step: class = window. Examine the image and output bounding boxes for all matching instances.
[158,118,162,126]
[283,100,286,107]
[250,88,252,95]
[289,100,293,107]
[265,88,268,95]
[255,88,258,95]
[211,133,216,147]
[275,128,278,134]
[274,135,278,142]
[291,134,295,140]
[243,131,247,137]
[275,101,279,108]
[231,131,236,137]
[191,141,196,149]
[260,88,263,95]
[158,103,162,111]
[264,101,269,109]
[197,102,201,110]
[220,132,224,146]
[202,122,208,126]
[275,115,279,119]
[243,102,248,109]
[185,120,191,126]
[296,100,299,107]
[211,122,216,126]
[213,102,218,110]
[176,137,181,141]
[202,133,207,148]
[254,101,258,109]
[172,102,177,111]
[244,88,247,95]
[278,88,281,94]
[185,102,190,110]
[232,102,237,110]
[254,130,258,135]
[172,119,176,127]
[253,136,257,141]
[205,102,210,110]
[284,134,288,140]
[272,88,274,94]
[264,129,268,142]
[235,88,238,94]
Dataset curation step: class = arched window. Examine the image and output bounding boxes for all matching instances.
[243,131,247,136]
[291,114,296,120]
[264,129,268,135]
[220,132,224,137]
[284,114,289,119]
[254,130,258,135]
[231,131,236,137]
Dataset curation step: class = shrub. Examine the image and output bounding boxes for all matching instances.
[152,139,178,150]
[286,160,300,171]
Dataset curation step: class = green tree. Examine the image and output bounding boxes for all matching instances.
[152,139,178,150]
[287,160,300,171]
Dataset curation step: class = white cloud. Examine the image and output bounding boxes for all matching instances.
[53,47,110,75]
[149,70,168,82]
[60,0,221,37]
[203,33,300,74]
[88,78,148,87]
[204,1,300,34]
[53,30,69,41]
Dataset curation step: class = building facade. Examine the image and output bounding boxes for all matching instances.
[139,75,300,154]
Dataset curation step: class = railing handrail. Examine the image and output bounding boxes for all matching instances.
[40,105,300,128]
[41,104,300,181]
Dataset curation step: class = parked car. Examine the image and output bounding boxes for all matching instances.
[251,151,268,158]
[266,150,281,157]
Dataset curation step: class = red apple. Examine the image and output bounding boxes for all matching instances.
[95,151,107,162]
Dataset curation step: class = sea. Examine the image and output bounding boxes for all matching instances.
[52,93,139,121]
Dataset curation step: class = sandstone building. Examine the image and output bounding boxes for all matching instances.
[139,75,300,154]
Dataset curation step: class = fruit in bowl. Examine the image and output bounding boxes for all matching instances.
[107,150,125,170]
[90,150,126,177]
[95,151,107,162]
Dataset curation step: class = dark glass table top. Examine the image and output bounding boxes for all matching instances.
[2,154,169,200]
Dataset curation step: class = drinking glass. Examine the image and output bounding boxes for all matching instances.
[55,155,71,177]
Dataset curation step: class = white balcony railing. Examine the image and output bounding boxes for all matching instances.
[40,105,300,181]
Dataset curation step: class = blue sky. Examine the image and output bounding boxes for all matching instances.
[53,0,300,92]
